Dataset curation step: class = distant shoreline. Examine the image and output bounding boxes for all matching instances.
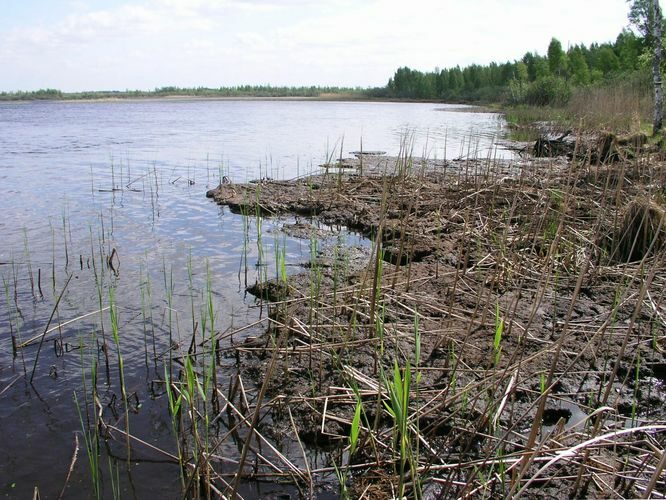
[61,94,368,103]
[0,94,355,104]
[0,93,498,112]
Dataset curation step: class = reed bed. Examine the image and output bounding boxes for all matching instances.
[204,145,666,498]
[506,72,653,137]
[2,143,666,498]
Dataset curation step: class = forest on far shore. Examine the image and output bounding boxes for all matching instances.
[0,2,659,108]
[383,31,644,106]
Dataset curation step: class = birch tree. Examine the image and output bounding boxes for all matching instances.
[629,0,663,134]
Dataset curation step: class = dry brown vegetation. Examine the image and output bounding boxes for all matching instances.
[506,73,654,139]
[205,149,666,498]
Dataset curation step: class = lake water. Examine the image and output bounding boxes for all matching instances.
[0,99,507,498]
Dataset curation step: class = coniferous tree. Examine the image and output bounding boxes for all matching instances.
[383,2,661,108]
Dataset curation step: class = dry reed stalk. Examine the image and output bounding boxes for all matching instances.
[183,146,666,496]
[56,435,79,500]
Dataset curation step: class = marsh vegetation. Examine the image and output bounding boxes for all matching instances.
[1,93,665,498]
[204,145,666,498]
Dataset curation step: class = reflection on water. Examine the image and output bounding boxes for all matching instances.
[0,99,506,497]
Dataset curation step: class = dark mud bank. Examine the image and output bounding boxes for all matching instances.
[207,153,666,498]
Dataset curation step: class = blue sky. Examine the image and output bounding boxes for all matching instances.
[0,0,636,92]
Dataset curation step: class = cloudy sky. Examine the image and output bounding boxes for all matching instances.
[0,0,635,92]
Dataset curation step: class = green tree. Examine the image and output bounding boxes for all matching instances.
[507,62,529,103]
[449,66,464,95]
[515,61,529,82]
[568,46,591,85]
[522,52,538,80]
[547,38,567,76]
[388,67,421,98]
[436,69,449,98]
[596,45,621,74]
[534,56,551,79]
[615,29,643,71]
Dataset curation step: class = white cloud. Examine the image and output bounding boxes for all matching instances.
[0,0,632,91]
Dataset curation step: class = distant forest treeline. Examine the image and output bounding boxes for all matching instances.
[0,27,651,106]
[384,30,645,105]
[0,85,370,101]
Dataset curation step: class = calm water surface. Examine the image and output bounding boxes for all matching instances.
[0,100,506,498]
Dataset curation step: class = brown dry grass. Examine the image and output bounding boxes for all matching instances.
[206,150,666,498]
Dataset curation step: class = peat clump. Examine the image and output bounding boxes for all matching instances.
[605,197,666,263]
[533,130,650,163]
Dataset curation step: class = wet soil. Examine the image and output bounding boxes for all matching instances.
[207,153,666,497]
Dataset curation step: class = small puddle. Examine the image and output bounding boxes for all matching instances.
[542,399,588,431]
[649,362,666,384]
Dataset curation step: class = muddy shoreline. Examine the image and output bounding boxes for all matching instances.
[207,153,666,497]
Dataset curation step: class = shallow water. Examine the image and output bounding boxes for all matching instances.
[0,99,507,497]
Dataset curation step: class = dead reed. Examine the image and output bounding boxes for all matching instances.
[4,146,666,498]
[203,145,666,498]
